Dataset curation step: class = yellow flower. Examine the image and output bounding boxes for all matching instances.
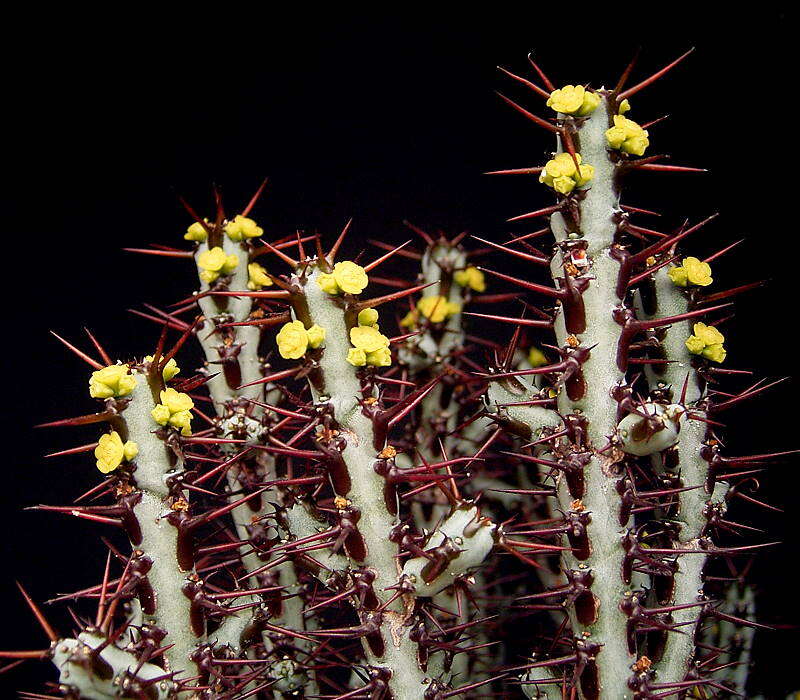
[358,308,379,326]
[539,152,593,192]
[225,215,263,242]
[144,355,181,381]
[347,348,367,366]
[306,324,326,349]
[276,320,310,359]
[553,175,576,194]
[683,257,712,286]
[247,262,273,290]
[332,261,369,295]
[416,295,460,323]
[547,85,584,114]
[160,388,194,414]
[151,404,171,425]
[316,272,340,294]
[669,257,712,287]
[454,266,486,292]
[528,347,548,367]
[198,247,239,284]
[184,220,208,242]
[151,389,195,435]
[366,347,392,367]
[685,323,726,363]
[350,325,390,353]
[618,99,631,115]
[605,115,649,156]
[89,365,137,399]
[95,431,138,474]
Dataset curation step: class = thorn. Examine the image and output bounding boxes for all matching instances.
[495,92,561,134]
[497,65,550,98]
[16,583,58,642]
[241,177,269,217]
[470,235,549,265]
[49,332,104,369]
[526,53,556,92]
[327,218,354,263]
[618,48,695,100]
[363,240,413,272]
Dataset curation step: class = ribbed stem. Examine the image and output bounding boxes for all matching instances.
[548,96,633,697]
[299,266,427,700]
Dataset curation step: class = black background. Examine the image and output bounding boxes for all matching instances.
[2,7,797,697]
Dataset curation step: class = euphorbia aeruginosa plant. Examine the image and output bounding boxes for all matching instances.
[4,48,790,699]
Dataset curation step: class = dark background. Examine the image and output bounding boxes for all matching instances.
[2,7,796,697]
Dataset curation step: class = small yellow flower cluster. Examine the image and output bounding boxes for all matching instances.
[539,153,595,194]
[151,388,195,435]
[247,262,273,290]
[143,355,180,381]
[546,85,600,116]
[89,365,137,399]
[225,215,263,242]
[668,257,713,288]
[401,295,461,328]
[276,321,326,359]
[317,261,369,296]
[454,266,486,292]
[685,323,726,363]
[95,431,139,474]
[605,115,650,156]
[184,219,210,242]
[347,309,391,367]
[197,247,239,284]
[528,346,548,367]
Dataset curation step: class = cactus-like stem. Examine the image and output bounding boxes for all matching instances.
[545,96,633,696]
[292,265,429,699]
[635,267,725,686]
[120,372,202,678]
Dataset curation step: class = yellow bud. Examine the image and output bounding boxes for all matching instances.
[306,324,326,349]
[276,320,309,359]
[358,308,379,326]
[685,334,706,355]
[528,346,548,367]
[668,265,689,287]
[184,220,208,242]
[350,325,389,353]
[123,441,139,462]
[618,99,631,115]
[546,85,586,114]
[346,348,367,366]
[366,347,392,367]
[225,214,263,242]
[199,269,220,284]
[222,254,239,274]
[316,272,340,295]
[553,175,576,194]
[144,355,181,381]
[416,295,454,323]
[332,261,369,295]
[575,90,601,117]
[95,431,125,473]
[169,409,193,436]
[247,262,273,290]
[621,134,650,156]
[605,126,628,150]
[151,404,171,426]
[454,266,486,292]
